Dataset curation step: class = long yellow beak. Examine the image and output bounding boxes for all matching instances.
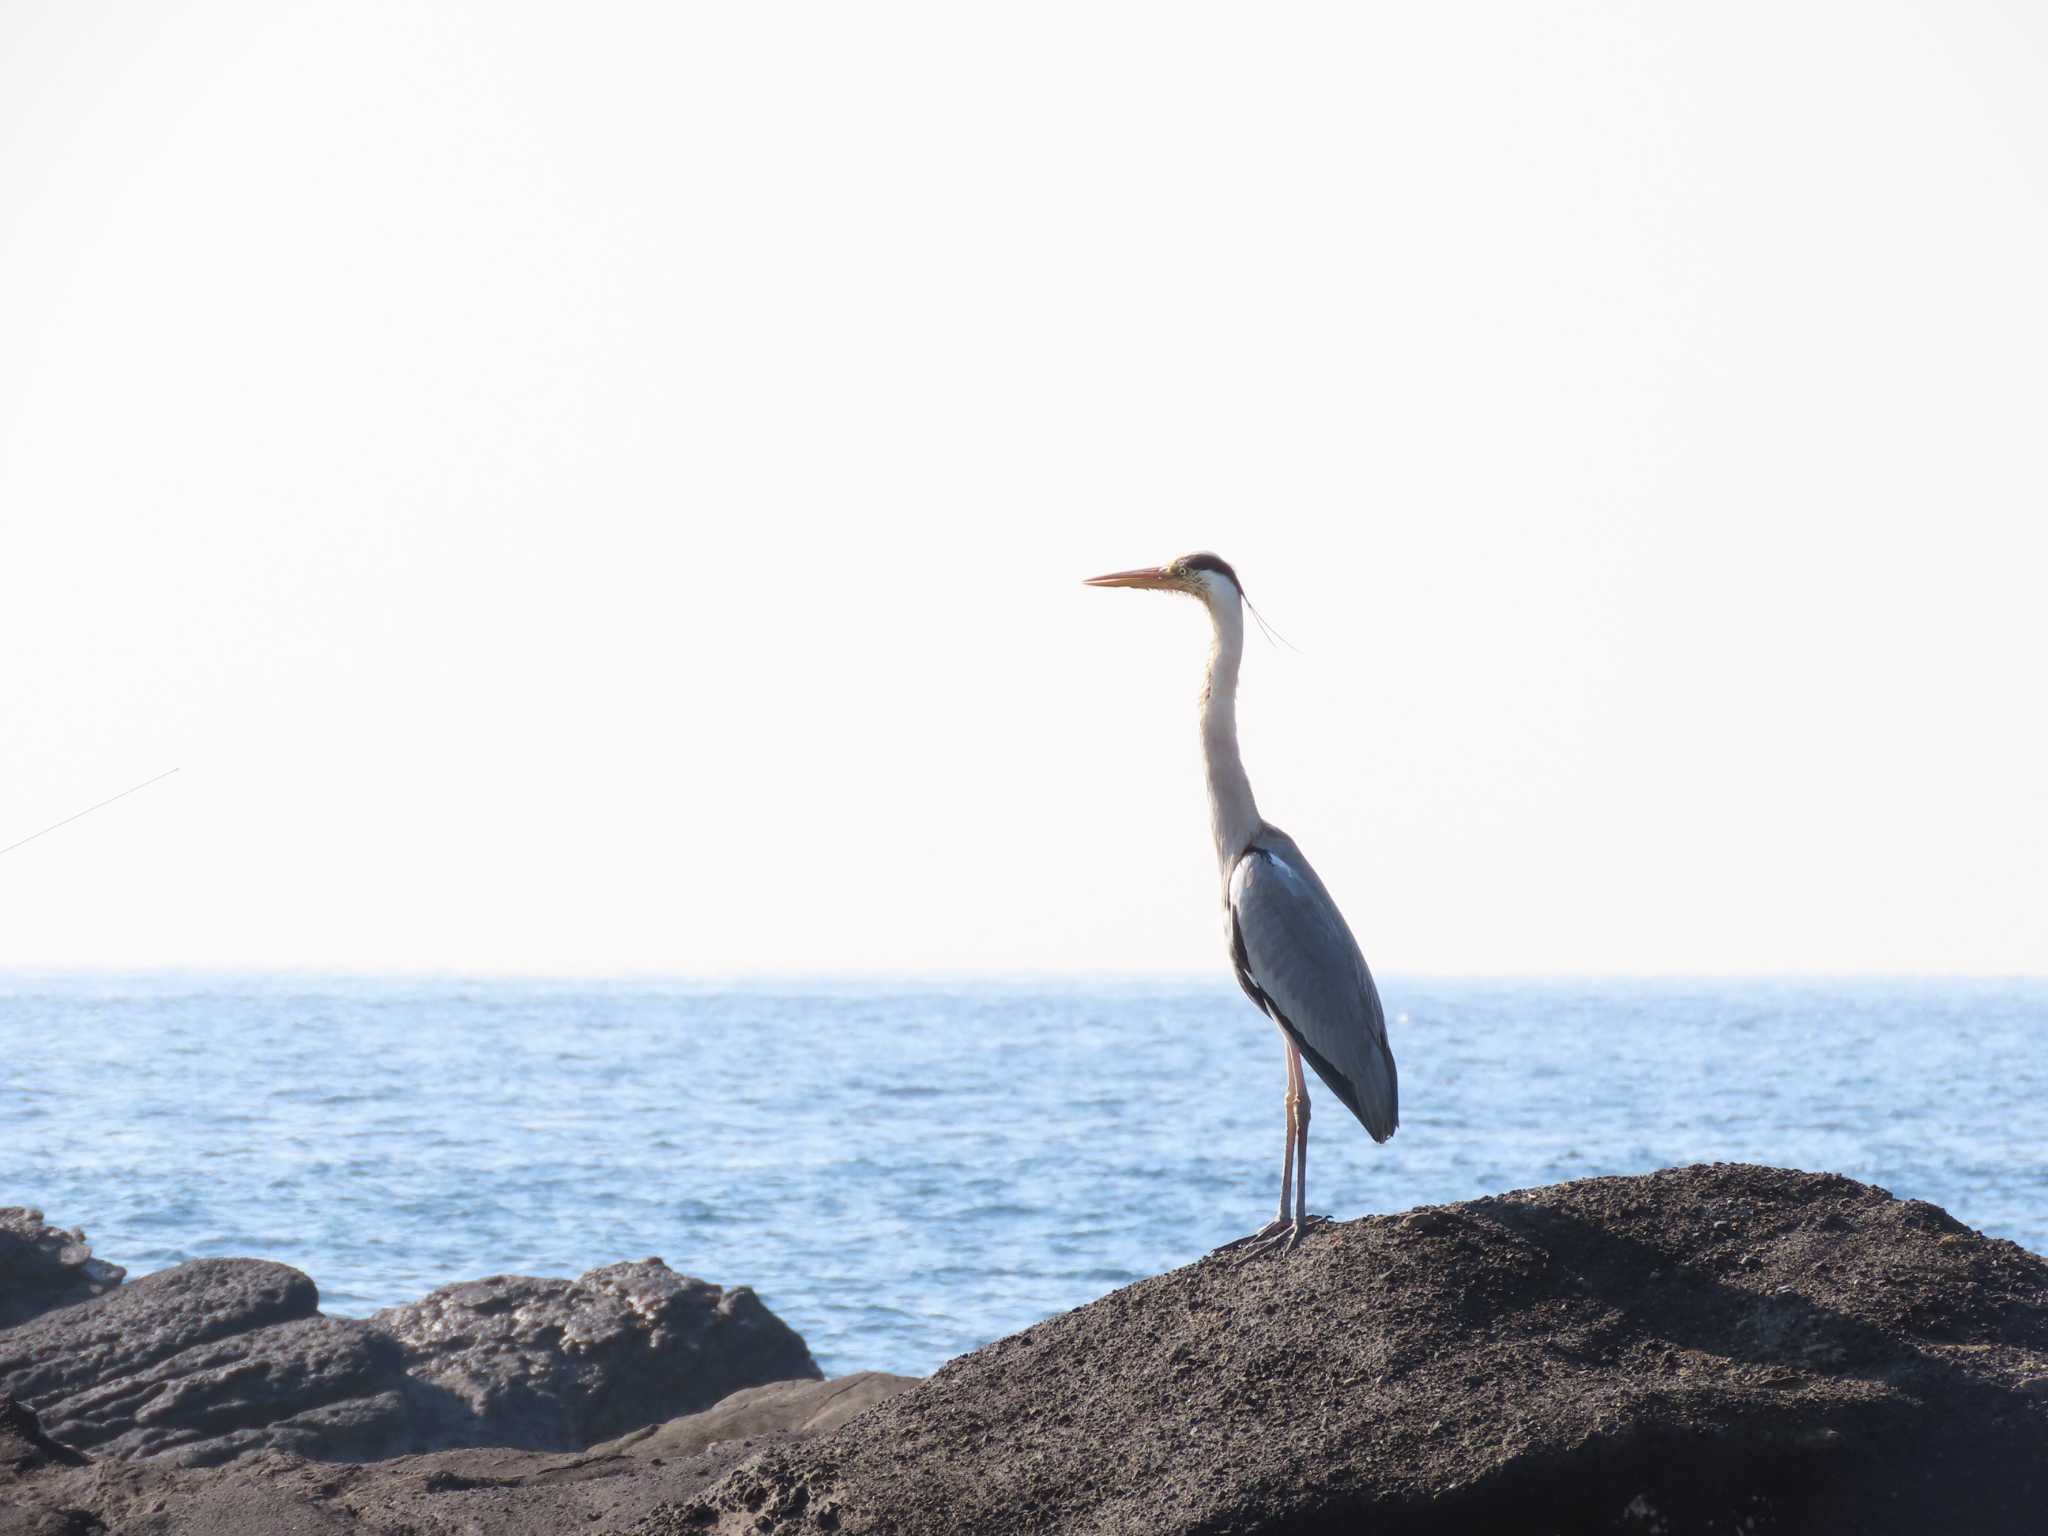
[1083,565,1179,590]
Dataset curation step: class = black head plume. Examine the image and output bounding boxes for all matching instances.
[1177,551,1242,592]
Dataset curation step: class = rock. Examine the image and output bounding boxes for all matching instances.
[0,1210,125,1329]
[9,1165,2043,1533]
[0,1395,96,1536]
[595,1373,923,1459]
[657,1164,2048,1536]
[0,1259,413,1467]
[372,1258,823,1452]
[0,1251,823,1469]
[80,1317,412,1467]
[0,1394,88,1473]
[0,1372,917,1535]
[0,1259,321,1422]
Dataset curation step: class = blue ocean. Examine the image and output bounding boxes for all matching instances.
[5,975,2043,1376]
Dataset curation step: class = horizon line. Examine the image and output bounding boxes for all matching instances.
[2,964,2044,987]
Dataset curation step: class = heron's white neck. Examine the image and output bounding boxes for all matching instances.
[1200,592,1260,877]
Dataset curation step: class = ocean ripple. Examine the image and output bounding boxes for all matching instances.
[1,973,2042,1375]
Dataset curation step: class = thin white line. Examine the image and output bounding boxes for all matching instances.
[0,768,183,859]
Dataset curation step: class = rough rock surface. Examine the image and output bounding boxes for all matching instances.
[660,1164,2048,1535]
[6,1166,2043,1535]
[372,1259,823,1452]
[0,1250,822,1468]
[0,1373,918,1536]
[0,1260,393,1466]
[594,1373,920,1460]
[1,1392,88,1473]
[0,1211,125,1330]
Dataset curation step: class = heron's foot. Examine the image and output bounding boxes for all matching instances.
[1214,1212,1331,1260]
[1220,1212,1335,1261]
[1212,1215,1292,1256]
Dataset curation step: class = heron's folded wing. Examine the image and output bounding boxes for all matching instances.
[1229,840,1398,1142]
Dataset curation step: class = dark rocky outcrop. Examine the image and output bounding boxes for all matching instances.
[0,1259,410,1466]
[662,1164,2048,1535]
[0,1372,918,1536]
[593,1373,919,1459]
[1,1393,88,1473]
[372,1259,822,1452]
[0,1210,125,1330]
[0,1247,821,1469]
[5,1166,2043,1535]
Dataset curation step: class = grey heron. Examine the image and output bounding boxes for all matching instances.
[1087,552,1397,1253]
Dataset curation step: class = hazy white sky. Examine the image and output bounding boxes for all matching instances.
[3,2,2044,975]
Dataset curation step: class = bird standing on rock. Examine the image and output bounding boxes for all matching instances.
[1087,553,1397,1254]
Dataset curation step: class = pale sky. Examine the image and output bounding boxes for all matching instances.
[2,2,2044,975]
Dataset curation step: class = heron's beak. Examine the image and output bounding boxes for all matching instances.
[1083,565,1180,591]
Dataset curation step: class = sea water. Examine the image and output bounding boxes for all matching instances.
[4,974,2043,1375]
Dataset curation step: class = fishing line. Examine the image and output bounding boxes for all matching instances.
[0,767,182,860]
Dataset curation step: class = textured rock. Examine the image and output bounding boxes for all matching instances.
[0,1373,917,1535]
[595,1373,922,1459]
[0,1260,320,1423]
[0,1251,822,1469]
[9,1165,2043,1534]
[0,1259,411,1467]
[0,1393,87,1473]
[0,1210,124,1329]
[659,1165,2048,1536]
[373,1258,822,1452]
[81,1317,412,1466]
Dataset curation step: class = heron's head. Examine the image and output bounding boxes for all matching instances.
[1084,552,1243,610]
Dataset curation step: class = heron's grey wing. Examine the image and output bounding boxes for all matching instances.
[1228,829,1397,1142]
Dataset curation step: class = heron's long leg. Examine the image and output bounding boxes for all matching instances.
[1214,1033,1299,1256]
[1289,1041,1310,1225]
[1225,1041,1327,1259]
[1275,1036,1298,1224]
